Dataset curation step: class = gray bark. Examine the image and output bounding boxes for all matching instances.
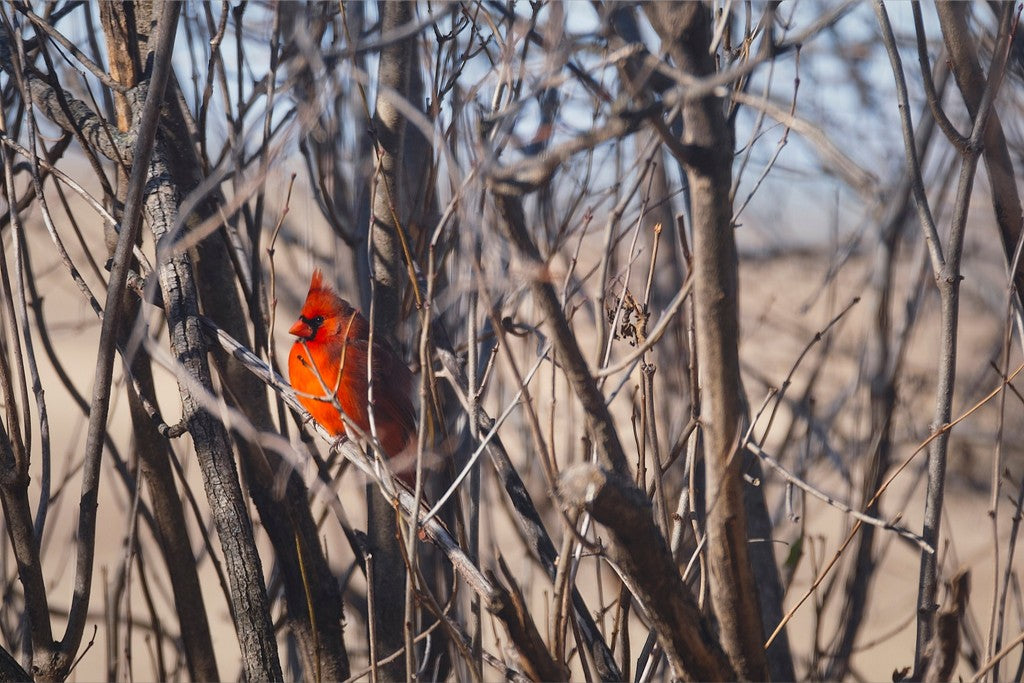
[97,5,220,677]
[146,140,282,680]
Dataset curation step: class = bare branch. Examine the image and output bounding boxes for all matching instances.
[61,4,182,678]
[490,191,632,478]
[746,442,933,551]
[645,3,770,678]
[921,571,969,682]
[490,556,569,682]
[559,464,734,681]
[433,341,622,681]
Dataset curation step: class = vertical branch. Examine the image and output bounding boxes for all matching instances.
[58,4,181,678]
[148,154,284,682]
[926,3,1017,674]
[370,0,414,339]
[935,2,1024,298]
[877,1,1012,672]
[644,4,769,679]
[96,5,220,678]
[177,37,352,683]
[0,22,53,671]
[368,2,415,679]
[824,74,941,681]
[935,9,1024,672]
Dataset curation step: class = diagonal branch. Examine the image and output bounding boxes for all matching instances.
[433,342,623,681]
[559,464,735,681]
[59,4,180,678]
[489,191,631,479]
[746,442,933,550]
[199,312,582,677]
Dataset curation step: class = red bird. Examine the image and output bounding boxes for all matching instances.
[288,270,416,479]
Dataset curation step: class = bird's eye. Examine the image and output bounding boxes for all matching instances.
[312,315,325,327]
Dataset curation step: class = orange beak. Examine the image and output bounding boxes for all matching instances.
[289,319,311,338]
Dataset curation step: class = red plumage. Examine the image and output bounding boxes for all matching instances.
[288,270,415,472]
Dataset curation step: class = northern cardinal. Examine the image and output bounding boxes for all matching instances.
[288,270,416,479]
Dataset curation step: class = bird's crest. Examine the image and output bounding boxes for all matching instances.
[310,268,330,294]
[305,268,344,306]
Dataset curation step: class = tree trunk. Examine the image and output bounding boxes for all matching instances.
[366,2,416,679]
[645,4,770,679]
[98,6,219,678]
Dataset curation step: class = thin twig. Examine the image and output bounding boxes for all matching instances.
[765,361,1024,649]
[746,442,932,551]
